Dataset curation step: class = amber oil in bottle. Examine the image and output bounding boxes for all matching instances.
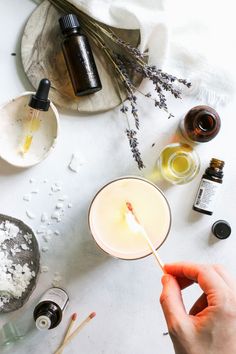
[180,105,221,143]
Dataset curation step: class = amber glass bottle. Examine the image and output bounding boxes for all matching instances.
[193,158,224,215]
[180,105,221,143]
[59,14,102,96]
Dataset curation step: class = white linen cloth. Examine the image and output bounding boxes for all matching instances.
[65,0,236,106]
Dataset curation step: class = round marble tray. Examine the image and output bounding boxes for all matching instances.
[0,214,40,313]
[21,0,143,113]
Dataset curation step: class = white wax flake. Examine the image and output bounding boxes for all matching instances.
[41,247,49,253]
[68,203,72,209]
[41,213,48,223]
[23,194,31,202]
[54,230,60,236]
[43,179,48,183]
[29,178,35,183]
[47,222,51,226]
[68,153,84,172]
[51,211,62,222]
[0,222,19,245]
[52,273,62,287]
[10,246,21,257]
[43,235,51,243]
[55,203,64,210]
[26,210,36,219]
[41,265,49,273]
[0,246,35,298]
[58,195,68,202]
[31,189,39,194]
[36,229,45,235]
[24,233,33,244]
[51,182,62,193]
[1,244,7,250]
[21,244,29,251]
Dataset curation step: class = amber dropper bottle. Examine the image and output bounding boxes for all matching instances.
[193,158,225,215]
[180,105,221,143]
[59,14,102,96]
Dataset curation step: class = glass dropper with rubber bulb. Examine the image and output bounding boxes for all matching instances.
[20,78,51,155]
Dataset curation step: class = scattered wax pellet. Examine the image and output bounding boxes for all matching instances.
[26,210,36,219]
[31,189,39,194]
[41,247,49,253]
[68,153,85,172]
[58,195,68,201]
[56,203,64,210]
[23,194,31,202]
[41,213,48,223]
[41,266,49,273]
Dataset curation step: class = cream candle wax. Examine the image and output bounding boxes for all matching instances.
[88,177,171,260]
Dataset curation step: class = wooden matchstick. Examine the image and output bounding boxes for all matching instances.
[58,313,77,354]
[126,202,165,272]
[54,312,96,354]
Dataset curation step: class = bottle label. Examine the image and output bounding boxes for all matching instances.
[193,178,221,213]
[38,288,69,311]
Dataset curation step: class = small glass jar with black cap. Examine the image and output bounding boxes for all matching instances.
[59,14,102,96]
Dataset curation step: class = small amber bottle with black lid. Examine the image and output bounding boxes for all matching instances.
[193,158,225,215]
[59,14,102,96]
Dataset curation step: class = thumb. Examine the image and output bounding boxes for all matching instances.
[160,274,188,330]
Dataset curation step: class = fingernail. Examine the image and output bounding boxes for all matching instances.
[161,274,171,285]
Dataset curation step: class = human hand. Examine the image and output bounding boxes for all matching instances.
[160,263,236,354]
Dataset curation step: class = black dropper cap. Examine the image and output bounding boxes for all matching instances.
[29,78,51,111]
[59,14,80,35]
[212,220,231,239]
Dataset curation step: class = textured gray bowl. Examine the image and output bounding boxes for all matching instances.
[0,214,40,313]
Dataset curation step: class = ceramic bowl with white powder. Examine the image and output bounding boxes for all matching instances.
[0,214,40,312]
[0,92,59,167]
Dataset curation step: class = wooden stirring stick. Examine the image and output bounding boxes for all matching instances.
[54,312,96,354]
[126,202,165,272]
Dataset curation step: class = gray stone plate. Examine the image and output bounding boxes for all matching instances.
[0,214,40,313]
[21,0,143,112]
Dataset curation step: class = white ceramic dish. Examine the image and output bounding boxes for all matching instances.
[0,92,59,167]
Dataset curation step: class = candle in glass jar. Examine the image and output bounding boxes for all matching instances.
[88,177,171,260]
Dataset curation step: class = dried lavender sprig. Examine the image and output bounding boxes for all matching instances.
[126,129,145,169]
[114,54,139,129]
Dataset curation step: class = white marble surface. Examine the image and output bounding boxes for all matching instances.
[0,1,236,354]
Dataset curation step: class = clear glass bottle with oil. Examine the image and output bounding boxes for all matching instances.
[157,143,200,184]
